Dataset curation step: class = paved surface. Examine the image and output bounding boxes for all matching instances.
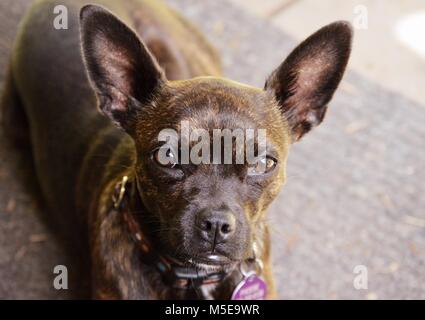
[231,0,425,107]
[0,0,424,299]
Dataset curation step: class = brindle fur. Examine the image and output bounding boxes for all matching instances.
[1,0,352,299]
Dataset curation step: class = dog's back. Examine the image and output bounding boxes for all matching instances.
[4,0,221,232]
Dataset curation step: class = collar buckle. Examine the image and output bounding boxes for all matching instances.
[112,175,129,209]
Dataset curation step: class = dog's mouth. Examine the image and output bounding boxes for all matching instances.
[189,255,237,272]
[191,254,232,266]
[176,253,239,272]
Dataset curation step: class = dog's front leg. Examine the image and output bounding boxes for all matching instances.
[90,200,155,300]
[259,226,278,300]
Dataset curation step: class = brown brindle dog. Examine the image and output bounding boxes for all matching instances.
[1,0,352,299]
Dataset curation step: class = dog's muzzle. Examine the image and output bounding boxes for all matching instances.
[111,175,267,299]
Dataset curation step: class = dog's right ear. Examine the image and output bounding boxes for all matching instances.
[80,5,165,132]
[265,21,352,142]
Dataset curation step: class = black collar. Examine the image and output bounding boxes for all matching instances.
[111,175,244,291]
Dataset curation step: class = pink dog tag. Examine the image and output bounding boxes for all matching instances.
[231,273,267,300]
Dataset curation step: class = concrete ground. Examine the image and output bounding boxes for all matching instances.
[0,0,424,299]
[231,0,425,107]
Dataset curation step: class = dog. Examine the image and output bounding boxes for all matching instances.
[1,0,352,299]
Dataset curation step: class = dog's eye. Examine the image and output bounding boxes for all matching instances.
[247,156,277,176]
[152,147,178,169]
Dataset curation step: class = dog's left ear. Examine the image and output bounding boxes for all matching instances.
[80,5,165,132]
[265,21,352,142]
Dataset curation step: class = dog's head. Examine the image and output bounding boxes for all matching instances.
[80,5,352,268]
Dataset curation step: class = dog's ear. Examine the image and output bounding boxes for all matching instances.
[265,21,352,142]
[80,5,165,131]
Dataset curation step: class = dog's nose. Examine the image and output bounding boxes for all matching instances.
[196,209,236,243]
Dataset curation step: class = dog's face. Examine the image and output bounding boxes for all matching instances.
[131,79,290,265]
[80,6,352,266]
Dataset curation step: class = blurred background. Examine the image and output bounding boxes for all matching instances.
[0,0,424,299]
